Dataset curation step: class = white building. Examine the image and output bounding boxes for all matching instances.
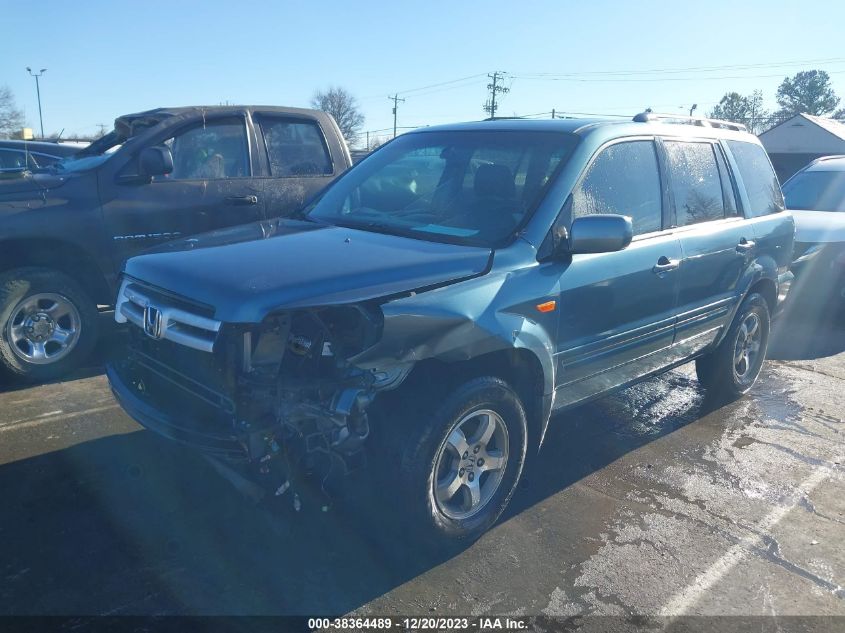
[759,113,845,182]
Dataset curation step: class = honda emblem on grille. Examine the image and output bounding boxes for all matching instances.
[143,305,164,339]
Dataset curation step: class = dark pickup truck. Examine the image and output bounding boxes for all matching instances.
[108,113,794,543]
[0,105,351,380]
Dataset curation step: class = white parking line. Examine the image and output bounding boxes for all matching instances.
[659,465,833,617]
[0,404,122,432]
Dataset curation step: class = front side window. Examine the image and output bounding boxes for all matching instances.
[572,140,662,235]
[257,117,333,176]
[783,170,845,212]
[664,141,726,226]
[726,140,784,216]
[161,118,249,180]
[306,131,577,247]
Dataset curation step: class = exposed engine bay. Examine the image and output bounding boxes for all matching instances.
[115,297,413,503]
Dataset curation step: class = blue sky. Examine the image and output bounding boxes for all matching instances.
[3,0,845,145]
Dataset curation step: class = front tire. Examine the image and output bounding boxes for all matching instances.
[696,292,770,399]
[387,376,528,543]
[0,267,99,382]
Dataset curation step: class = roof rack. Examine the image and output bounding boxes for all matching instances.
[633,111,748,133]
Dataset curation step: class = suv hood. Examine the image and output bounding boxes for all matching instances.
[124,219,492,323]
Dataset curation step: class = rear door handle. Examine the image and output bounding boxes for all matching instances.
[736,238,756,252]
[225,195,259,205]
[652,256,680,274]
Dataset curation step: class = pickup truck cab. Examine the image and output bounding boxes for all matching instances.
[107,114,794,543]
[0,106,351,380]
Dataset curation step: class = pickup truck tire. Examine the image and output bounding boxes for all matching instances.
[695,292,770,399]
[0,267,99,382]
[389,376,528,544]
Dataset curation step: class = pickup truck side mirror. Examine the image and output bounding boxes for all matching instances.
[564,214,633,255]
[138,146,173,180]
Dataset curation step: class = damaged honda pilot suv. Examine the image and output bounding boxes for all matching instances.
[107,113,794,542]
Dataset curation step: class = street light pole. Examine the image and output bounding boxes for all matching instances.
[26,67,47,138]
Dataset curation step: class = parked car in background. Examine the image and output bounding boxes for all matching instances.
[783,156,845,314]
[783,155,845,212]
[107,113,794,543]
[0,105,351,381]
[0,140,81,175]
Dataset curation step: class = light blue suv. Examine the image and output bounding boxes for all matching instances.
[108,113,795,542]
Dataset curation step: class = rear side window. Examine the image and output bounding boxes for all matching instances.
[257,117,333,176]
[726,140,784,216]
[664,141,725,226]
[572,140,662,235]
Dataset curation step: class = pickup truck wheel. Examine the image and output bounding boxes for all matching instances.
[695,292,770,399]
[0,267,99,382]
[389,376,528,544]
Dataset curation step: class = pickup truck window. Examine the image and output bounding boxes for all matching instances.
[162,118,249,180]
[572,140,662,235]
[257,116,333,176]
[664,141,726,226]
[726,140,784,216]
[307,130,577,247]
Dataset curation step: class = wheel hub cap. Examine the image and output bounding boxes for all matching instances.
[432,409,509,521]
[5,293,81,365]
[733,313,762,381]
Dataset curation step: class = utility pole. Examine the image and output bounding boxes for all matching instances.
[483,71,509,119]
[689,103,698,117]
[26,67,47,138]
[389,94,405,138]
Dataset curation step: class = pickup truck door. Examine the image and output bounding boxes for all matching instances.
[100,114,264,267]
[663,139,750,358]
[553,139,682,409]
[252,112,346,218]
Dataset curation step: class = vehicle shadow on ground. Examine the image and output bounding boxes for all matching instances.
[0,318,836,615]
[0,371,730,616]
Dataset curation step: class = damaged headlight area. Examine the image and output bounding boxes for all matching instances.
[112,300,411,496]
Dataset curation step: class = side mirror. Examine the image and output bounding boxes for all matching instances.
[138,145,173,179]
[568,214,633,254]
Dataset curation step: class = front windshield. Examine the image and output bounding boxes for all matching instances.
[307,130,578,247]
[783,170,845,211]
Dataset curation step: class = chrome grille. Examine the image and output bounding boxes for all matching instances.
[115,279,221,353]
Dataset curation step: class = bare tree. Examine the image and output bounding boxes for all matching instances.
[0,86,25,139]
[311,86,364,146]
[708,90,770,134]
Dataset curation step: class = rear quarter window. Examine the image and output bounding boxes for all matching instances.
[726,140,784,217]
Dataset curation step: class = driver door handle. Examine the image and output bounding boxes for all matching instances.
[736,238,756,253]
[652,256,680,274]
[225,195,259,206]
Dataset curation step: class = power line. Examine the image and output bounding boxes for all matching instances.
[513,56,845,78]
[512,69,845,83]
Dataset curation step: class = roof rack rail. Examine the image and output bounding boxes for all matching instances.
[633,111,748,133]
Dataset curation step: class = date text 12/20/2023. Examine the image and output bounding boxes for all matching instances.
[307,616,529,631]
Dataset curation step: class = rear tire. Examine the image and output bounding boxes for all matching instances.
[696,292,770,400]
[381,376,528,544]
[0,267,99,382]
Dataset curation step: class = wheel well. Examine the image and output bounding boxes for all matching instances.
[393,349,546,449]
[748,277,777,315]
[0,239,112,305]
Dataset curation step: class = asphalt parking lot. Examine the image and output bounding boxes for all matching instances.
[1,311,844,619]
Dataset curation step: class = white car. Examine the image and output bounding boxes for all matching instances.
[783,156,845,310]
